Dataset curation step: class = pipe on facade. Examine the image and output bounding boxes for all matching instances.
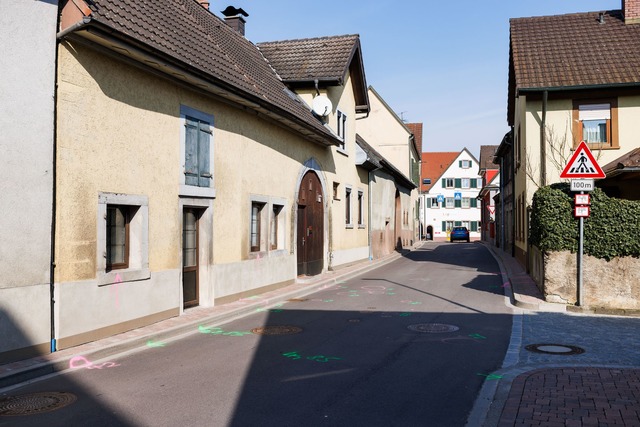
[56,16,92,40]
[540,90,548,186]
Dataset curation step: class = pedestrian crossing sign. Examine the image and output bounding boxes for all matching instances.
[560,141,606,179]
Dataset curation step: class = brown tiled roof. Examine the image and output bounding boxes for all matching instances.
[356,134,416,190]
[602,147,640,175]
[64,0,338,146]
[510,10,640,91]
[406,123,423,154]
[257,35,370,113]
[420,152,458,192]
[479,145,499,170]
[257,35,360,83]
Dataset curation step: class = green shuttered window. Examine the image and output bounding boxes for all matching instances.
[185,116,212,187]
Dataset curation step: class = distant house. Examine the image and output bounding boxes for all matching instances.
[478,145,500,244]
[420,149,482,241]
[499,0,640,267]
[0,1,58,362]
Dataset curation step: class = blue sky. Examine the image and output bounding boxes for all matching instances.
[222,0,621,158]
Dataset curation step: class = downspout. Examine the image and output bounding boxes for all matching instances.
[540,90,548,187]
[500,157,505,251]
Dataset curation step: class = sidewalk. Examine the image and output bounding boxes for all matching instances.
[483,243,640,427]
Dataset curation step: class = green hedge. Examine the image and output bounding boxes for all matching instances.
[530,183,640,260]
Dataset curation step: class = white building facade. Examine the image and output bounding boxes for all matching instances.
[421,149,482,242]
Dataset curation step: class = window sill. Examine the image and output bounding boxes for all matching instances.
[179,185,216,199]
[98,267,150,286]
[358,225,366,229]
[336,147,348,157]
[345,224,354,229]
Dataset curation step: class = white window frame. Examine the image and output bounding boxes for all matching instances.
[345,185,353,228]
[97,192,150,285]
[357,190,365,228]
[179,105,215,199]
[461,160,472,169]
[445,178,454,188]
[461,178,470,189]
[336,109,347,153]
[446,197,454,208]
[430,197,440,209]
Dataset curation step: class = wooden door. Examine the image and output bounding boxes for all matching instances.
[297,171,324,276]
[182,208,199,308]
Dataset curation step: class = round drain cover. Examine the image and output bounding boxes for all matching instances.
[0,392,77,416]
[525,343,585,355]
[251,325,303,335]
[408,323,460,333]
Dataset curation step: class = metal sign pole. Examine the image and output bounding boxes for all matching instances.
[577,191,584,307]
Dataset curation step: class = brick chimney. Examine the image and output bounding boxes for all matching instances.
[623,0,640,24]
[197,0,210,9]
[221,6,249,36]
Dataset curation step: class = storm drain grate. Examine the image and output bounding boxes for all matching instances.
[0,392,77,416]
[408,323,460,333]
[251,325,303,335]
[525,344,585,355]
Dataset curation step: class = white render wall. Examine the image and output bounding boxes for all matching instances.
[422,150,482,241]
[0,0,58,358]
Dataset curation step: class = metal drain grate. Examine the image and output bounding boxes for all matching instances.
[251,325,303,335]
[525,344,585,355]
[0,392,77,416]
[408,323,460,333]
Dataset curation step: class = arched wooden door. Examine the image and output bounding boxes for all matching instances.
[297,171,324,276]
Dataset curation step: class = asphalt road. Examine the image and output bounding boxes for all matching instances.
[2,242,513,427]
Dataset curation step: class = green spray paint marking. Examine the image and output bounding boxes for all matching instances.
[282,351,342,363]
[477,373,503,380]
[146,340,166,348]
[399,313,412,317]
[198,325,252,336]
[469,333,487,340]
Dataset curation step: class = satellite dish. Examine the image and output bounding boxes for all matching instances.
[312,95,332,117]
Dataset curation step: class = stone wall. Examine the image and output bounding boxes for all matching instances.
[540,249,640,309]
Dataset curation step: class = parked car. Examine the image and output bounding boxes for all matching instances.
[450,226,470,243]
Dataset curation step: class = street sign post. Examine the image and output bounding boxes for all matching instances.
[563,141,605,307]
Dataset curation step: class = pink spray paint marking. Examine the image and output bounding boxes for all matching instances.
[110,273,122,308]
[69,355,120,370]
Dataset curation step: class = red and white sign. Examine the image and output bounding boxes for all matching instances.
[574,194,591,205]
[487,206,495,215]
[574,206,590,217]
[560,141,606,179]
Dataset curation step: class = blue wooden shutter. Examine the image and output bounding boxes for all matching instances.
[197,121,211,187]
[470,198,478,208]
[442,221,446,232]
[442,178,446,187]
[471,178,478,188]
[455,199,461,208]
[427,198,432,208]
[471,221,478,232]
[441,198,446,208]
[185,117,199,186]
[454,178,461,188]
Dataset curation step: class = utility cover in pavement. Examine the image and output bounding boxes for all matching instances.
[251,325,303,335]
[408,324,460,333]
[525,344,585,355]
[0,392,77,416]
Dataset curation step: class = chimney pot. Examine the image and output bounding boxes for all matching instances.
[221,6,249,36]
[197,1,210,10]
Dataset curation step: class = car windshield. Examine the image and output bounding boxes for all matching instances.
[453,227,467,232]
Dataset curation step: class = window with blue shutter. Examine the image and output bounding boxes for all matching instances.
[185,116,212,187]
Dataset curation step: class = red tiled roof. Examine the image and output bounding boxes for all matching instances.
[510,9,640,91]
[67,0,338,145]
[420,152,458,192]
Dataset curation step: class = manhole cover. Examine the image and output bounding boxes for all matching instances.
[251,325,303,335]
[408,323,460,333]
[0,392,77,416]
[525,344,585,355]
